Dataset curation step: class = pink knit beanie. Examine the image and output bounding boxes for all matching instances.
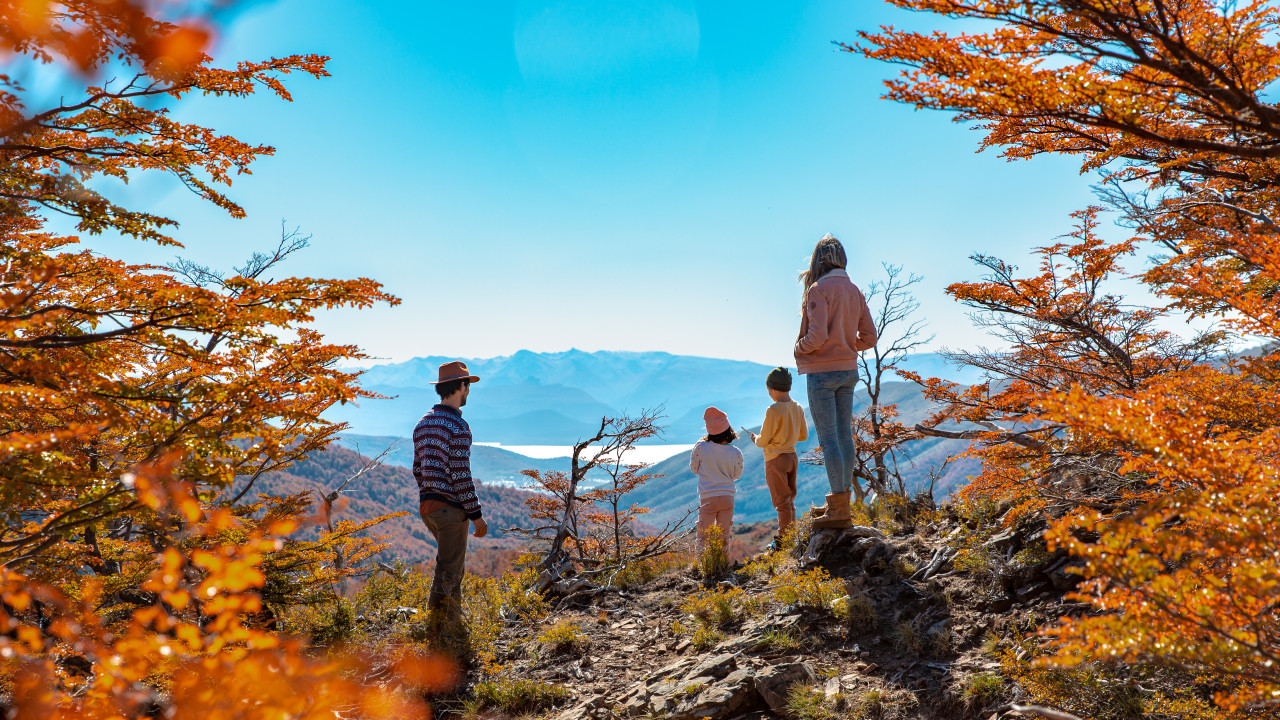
[703,407,731,435]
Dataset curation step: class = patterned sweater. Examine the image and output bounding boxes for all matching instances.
[412,405,482,519]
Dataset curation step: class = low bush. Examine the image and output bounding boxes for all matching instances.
[698,525,731,580]
[837,591,877,626]
[854,688,887,719]
[771,566,844,610]
[682,586,765,629]
[1000,644,1226,720]
[608,553,688,589]
[893,619,926,655]
[961,672,1004,709]
[690,626,724,651]
[758,628,801,653]
[463,564,549,672]
[786,683,837,720]
[469,678,570,716]
[537,619,588,655]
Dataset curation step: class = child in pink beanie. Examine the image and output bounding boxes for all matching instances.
[690,406,743,553]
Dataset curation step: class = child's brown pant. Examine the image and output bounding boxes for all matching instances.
[696,495,734,553]
[765,452,798,535]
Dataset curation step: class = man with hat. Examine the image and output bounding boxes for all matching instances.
[412,360,487,620]
[745,367,808,546]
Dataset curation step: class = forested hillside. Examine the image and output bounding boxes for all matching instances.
[242,444,538,576]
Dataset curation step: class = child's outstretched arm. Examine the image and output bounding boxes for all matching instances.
[754,405,778,448]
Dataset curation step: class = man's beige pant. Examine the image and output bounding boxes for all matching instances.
[696,495,734,554]
[765,452,799,534]
[421,501,469,617]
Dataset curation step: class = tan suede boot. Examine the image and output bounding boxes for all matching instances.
[811,491,853,529]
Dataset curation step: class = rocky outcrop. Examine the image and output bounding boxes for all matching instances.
[490,510,1083,720]
[553,655,814,720]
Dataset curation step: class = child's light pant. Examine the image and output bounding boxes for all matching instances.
[696,495,734,553]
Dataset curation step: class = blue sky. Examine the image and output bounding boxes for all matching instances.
[85,1,1101,367]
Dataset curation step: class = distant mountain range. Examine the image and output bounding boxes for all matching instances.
[328,349,984,445]
[335,433,581,487]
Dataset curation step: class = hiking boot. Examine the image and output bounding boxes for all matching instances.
[767,534,782,553]
[812,491,853,529]
[809,489,848,518]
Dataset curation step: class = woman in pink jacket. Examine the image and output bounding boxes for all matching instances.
[794,234,878,529]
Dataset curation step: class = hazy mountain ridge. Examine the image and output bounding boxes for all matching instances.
[625,424,978,526]
[331,349,984,444]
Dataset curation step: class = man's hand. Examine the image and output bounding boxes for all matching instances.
[472,517,488,538]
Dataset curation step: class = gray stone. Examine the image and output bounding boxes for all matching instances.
[1015,581,1054,602]
[1046,559,1083,591]
[823,676,842,698]
[668,666,757,720]
[553,700,594,720]
[618,693,649,717]
[983,528,1018,550]
[798,526,885,566]
[985,596,1014,613]
[861,541,892,573]
[684,652,736,681]
[648,657,697,684]
[712,633,758,653]
[753,662,814,713]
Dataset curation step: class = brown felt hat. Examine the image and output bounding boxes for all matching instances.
[430,360,480,385]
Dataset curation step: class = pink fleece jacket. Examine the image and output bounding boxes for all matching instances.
[794,269,878,374]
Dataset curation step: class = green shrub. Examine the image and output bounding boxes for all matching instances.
[957,497,1000,529]
[838,591,877,626]
[893,620,926,654]
[758,628,801,653]
[961,672,1004,709]
[676,682,706,699]
[772,567,843,610]
[681,586,755,628]
[609,553,686,589]
[1012,544,1050,567]
[470,678,570,715]
[288,598,354,646]
[537,619,588,655]
[690,626,724,651]
[786,683,836,720]
[698,525,731,579]
[854,688,886,719]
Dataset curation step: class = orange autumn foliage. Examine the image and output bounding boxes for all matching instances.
[0,1,456,717]
[0,465,449,720]
[859,1,1280,713]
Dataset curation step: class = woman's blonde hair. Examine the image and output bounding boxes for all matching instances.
[799,233,847,307]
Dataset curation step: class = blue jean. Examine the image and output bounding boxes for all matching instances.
[806,369,858,494]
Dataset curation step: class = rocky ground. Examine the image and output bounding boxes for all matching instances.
[471,507,1080,720]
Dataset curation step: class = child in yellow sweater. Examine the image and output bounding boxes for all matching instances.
[745,367,808,546]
